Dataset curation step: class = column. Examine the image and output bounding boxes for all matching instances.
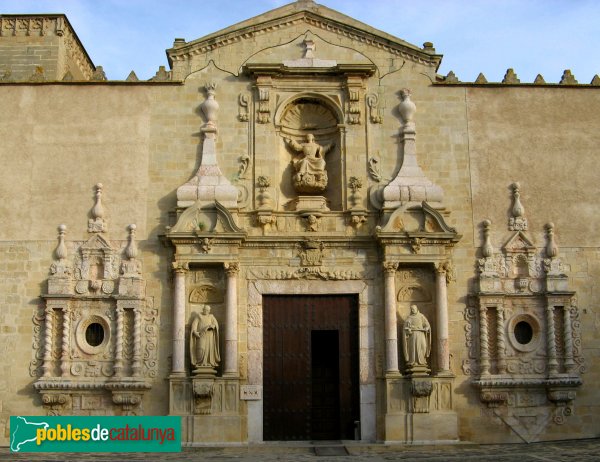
[42,306,55,377]
[496,307,507,374]
[113,305,124,376]
[60,306,71,377]
[224,262,239,377]
[132,306,142,377]
[383,261,399,374]
[478,305,490,376]
[434,263,450,374]
[172,262,188,376]
[546,303,558,375]
[563,304,575,373]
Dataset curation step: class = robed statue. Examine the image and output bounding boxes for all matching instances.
[285,133,334,194]
[402,304,431,375]
[190,305,220,374]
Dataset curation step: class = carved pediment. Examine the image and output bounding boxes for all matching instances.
[503,231,536,256]
[167,2,441,77]
[379,202,457,235]
[79,233,113,252]
[170,201,245,235]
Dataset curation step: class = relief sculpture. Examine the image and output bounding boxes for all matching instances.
[285,134,334,194]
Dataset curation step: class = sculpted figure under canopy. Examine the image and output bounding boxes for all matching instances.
[402,304,431,373]
[285,134,334,194]
[190,305,220,371]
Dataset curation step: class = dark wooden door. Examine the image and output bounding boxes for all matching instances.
[263,295,359,441]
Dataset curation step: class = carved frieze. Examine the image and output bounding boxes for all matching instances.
[247,266,364,281]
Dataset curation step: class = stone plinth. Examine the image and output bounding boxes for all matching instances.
[293,195,329,212]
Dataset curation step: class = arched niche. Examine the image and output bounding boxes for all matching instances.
[275,94,344,211]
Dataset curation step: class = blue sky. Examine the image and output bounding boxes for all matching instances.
[2,0,600,82]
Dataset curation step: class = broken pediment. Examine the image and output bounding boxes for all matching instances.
[379,202,457,235]
[166,1,441,78]
[170,201,245,235]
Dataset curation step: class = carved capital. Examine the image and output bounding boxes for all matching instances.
[224,262,240,275]
[435,261,455,284]
[383,261,398,275]
[172,261,189,274]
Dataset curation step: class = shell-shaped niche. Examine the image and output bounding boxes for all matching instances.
[280,98,338,137]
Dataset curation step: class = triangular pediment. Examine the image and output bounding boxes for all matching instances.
[80,233,112,251]
[167,1,441,74]
[503,231,535,253]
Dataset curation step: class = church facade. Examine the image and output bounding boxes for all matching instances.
[0,1,599,445]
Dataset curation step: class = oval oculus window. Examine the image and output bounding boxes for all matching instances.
[85,322,105,347]
[514,320,533,345]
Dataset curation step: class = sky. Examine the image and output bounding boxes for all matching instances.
[2,0,600,83]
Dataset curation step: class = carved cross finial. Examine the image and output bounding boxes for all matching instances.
[509,182,527,231]
[55,224,68,260]
[88,183,107,233]
[303,38,316,59]
[545,222,558,258]
[482,219,494,258]
[125,224,138,260]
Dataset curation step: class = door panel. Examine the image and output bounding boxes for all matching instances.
[263,295,359,441]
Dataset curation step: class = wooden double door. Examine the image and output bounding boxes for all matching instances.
[263,295,359,440]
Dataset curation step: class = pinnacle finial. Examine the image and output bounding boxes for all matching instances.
[55,224,68,260]
[125,224,138,259]
[88,183,107,233]
[92,183,104,219]
[481,220,494,258]
[509,182,528,231]
[545,222,558,258]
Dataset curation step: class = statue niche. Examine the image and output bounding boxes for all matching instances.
[278,97,342,210]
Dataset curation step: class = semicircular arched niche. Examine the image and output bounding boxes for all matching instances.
[276,95,343,211]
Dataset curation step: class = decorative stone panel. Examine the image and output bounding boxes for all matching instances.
[33,185,155,415]
[467,184,584,441]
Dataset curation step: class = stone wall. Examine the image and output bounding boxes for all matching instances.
[0,5,599,445]
[0,15,94,81]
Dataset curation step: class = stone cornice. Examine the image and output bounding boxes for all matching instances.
[167,10,441,71]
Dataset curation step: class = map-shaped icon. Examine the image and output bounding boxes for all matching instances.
[10,416,49,452]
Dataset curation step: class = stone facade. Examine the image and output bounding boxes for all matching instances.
[0,0,599,446]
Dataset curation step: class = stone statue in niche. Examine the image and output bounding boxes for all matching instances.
[402,304,431,375]
[285,134,334,194]
[190,305,220,375]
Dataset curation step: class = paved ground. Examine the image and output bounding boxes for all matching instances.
[4,438,600,461]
